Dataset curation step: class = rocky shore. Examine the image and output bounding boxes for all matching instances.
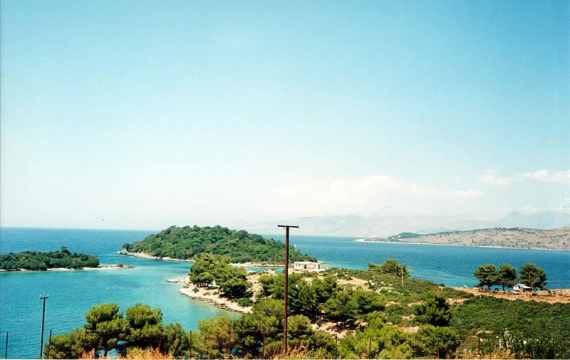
[178,285,252,313]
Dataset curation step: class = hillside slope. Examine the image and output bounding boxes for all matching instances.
[363,226,570,250]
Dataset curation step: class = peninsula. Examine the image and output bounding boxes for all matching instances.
[359,226,570,250]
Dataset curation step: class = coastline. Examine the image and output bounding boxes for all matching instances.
[116,250,193,262]
[0,264,133,273]
[178,285,251,314]
[355,239,568,251]
[118,250,285,267]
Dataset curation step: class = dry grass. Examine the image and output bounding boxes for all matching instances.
[455,287,570,304]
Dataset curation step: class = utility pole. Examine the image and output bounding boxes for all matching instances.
[39,295,49,359]
[277,223,298,357]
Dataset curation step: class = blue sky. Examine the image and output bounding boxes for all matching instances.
[1,0,569,230]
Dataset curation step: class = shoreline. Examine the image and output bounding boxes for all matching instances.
[176,273,570,316]
[118,250,285,267]
[0,264,133,273]
[116,250,193,262]
[355,239,568,251]
[178,285,251,314]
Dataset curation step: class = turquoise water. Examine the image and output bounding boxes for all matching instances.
[273,234,570,289]
[0,228,237,359]
[1,228,569,358]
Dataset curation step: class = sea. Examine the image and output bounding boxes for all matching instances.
[1,227,569,359]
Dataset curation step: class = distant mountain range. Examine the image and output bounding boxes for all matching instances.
[241,210,570,238]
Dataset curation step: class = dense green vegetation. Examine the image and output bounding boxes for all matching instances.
[368,259,411,277]
[126,225,316,263]
[46,257,569,359]
[45,303,187,358]
[0,247,99,271]
[474,262,547,290]
[451,296,570,358]
[189,253,251,298]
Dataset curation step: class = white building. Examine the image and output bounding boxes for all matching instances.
[513,283,532,292]
[293,261,322,271]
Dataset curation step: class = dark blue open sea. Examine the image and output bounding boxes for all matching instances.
[1,227,569,358]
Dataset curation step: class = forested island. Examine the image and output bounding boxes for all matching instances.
[359,226,570,250]
[122,225,316,263]
[0,246,99,271]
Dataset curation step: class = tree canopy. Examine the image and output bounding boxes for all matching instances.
[368,259,411,278]
[414,290,454,327]
[519,263,547,290]
[46,303,181,358]
[497,263,518,291]
[473,262,547,291]
[189,253,251,298]
[0,247,99,271]
[473,264,499,290]
[126,225,316,263]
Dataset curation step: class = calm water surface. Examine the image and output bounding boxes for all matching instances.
[1,227,569,358]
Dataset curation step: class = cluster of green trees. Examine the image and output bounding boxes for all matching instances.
[45,303,189,358]
[45,298,461,358]
[125,225,316,263]
[258,272,386,324]
[0,247,99,271]
[189,253,250,298]
[474,263,547,291]
[368,259,411,277]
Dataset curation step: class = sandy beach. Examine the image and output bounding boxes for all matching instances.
[0,264,133,273]
[117,250,193,262]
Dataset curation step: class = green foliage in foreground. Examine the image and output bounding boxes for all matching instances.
[451,296,570,359]
[127,225,316,263]
[451,296,570,339]
[46,303,189,359]
[46,259,570,359]
[0,246,99,271]
[414,291,455,327]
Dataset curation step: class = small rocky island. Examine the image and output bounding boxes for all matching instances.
[0,246,128,271]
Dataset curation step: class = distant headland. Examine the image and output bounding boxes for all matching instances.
[357,226,570,250]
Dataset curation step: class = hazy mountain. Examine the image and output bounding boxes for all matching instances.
[241,210,570,238]
[243,214,493,238]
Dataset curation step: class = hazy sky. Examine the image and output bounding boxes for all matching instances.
[2,0,569,230]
